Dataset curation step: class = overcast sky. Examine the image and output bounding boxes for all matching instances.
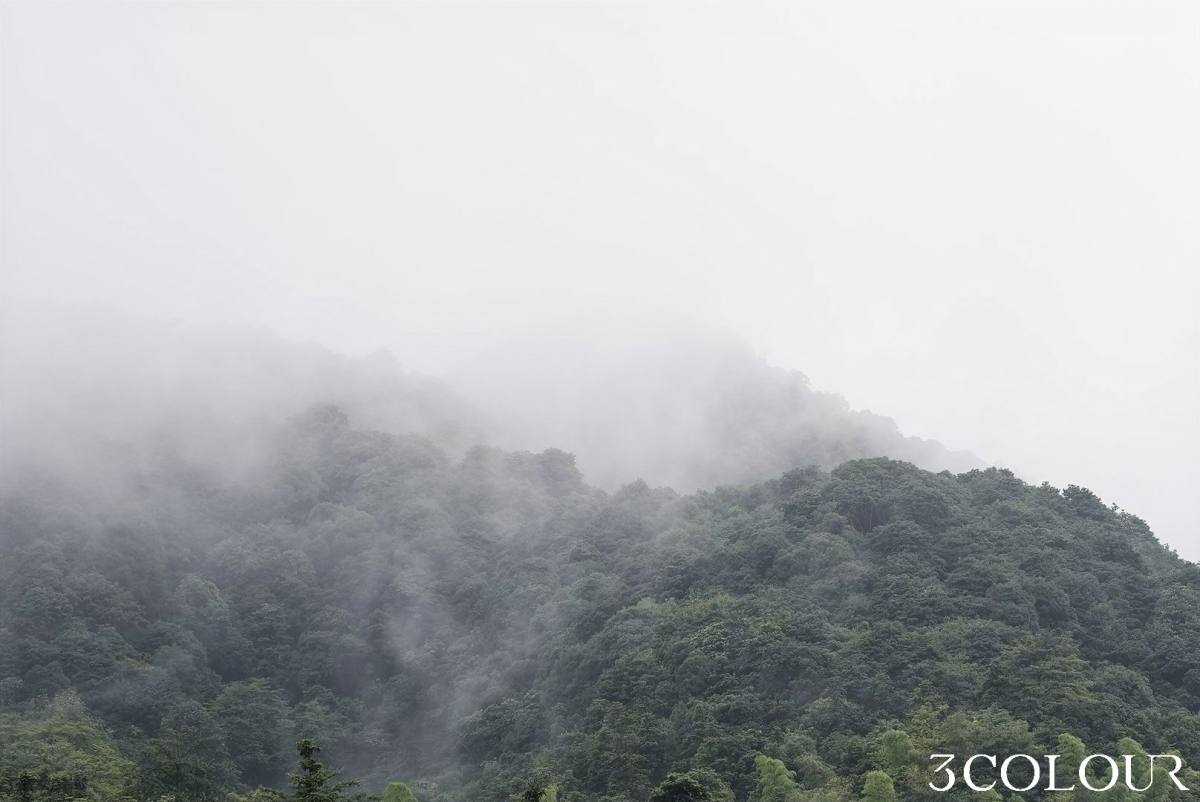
[2,1,1198,557]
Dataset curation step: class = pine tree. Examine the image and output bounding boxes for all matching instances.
[288,739,368,802]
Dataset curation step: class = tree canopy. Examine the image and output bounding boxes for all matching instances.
[2,407,1198,800]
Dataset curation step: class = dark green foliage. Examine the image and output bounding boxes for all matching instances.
[212,679,292,787]
[649,771,722,802]
[137,699,237,801]
[1,408,1198,801]
[289,739,367,802]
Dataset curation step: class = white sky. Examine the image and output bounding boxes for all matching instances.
[2,1,1198,557]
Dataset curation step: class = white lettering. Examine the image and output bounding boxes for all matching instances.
[929,755,956,792]
[1149,754,1189,791]
[1001,754,1040,792]
[1045,754,1075,791]
[1080,754,1119,792]
[964,755,996,791]
[1124,754,1154,793]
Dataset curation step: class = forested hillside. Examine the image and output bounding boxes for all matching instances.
[1,405,1197,801]
[0,309,977,503]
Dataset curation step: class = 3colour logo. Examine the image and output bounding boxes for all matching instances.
[928,753,1190,793]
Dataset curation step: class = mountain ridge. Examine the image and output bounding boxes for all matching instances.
[1,401,1196,801]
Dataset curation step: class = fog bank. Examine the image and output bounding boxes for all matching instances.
[2,0,1196,556]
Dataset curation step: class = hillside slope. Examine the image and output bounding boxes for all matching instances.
[1,407,1196,801]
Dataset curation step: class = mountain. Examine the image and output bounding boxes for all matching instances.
[0,308,977,503]
[447,322,979,490]
[1,401,1197,802]
[0,306,482,500]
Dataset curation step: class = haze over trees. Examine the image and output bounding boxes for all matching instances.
[0,316,1197,801]
[0,309,976,500]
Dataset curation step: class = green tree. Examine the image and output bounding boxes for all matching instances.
[212,679,291,787]
[0,692,136,801]
[650,772,710,802]
[650,770,735,802]
[138,700,235,802]
[231,790,288,802]
[515,782,558,802]
[382,782,417,802]
[860,771,895,802]
[878,730,918,779]
[287,739,367,802]
[754,755,804,802]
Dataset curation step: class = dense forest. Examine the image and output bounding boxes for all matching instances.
[2,400,1198,801]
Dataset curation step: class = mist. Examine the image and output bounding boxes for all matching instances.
[0,304,969,503]
[5,5,1200,799]
[2,0,1197,560]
